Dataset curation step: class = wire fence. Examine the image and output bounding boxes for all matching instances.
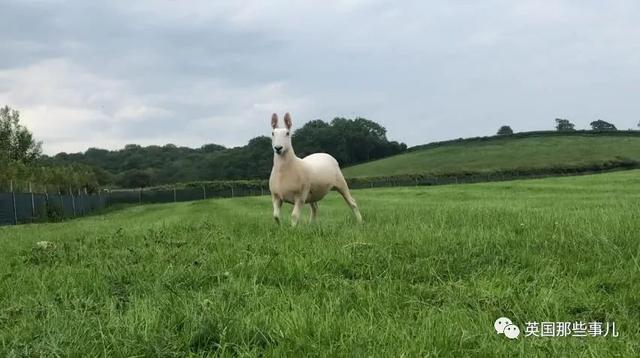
[0,184,268,226]
[106,185,267,205]
[347,172,559,189]
[0,191,107,226]
[1,166,637,227]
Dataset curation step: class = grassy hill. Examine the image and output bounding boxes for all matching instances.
[1,171,639,356]
[343,133,640,178]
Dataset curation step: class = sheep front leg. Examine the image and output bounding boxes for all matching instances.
[272,196,282,225]
[291,198,304,227]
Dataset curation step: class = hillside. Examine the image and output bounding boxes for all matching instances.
[343,133,640,178]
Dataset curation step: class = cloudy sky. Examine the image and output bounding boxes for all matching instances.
[1,0,639,154]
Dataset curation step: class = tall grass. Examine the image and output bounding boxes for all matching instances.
[1,171,639,356]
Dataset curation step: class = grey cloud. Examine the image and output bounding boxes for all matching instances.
[1,0,639,154]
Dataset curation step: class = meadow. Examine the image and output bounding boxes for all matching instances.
[1,171,639,356]
[343,135,640,177]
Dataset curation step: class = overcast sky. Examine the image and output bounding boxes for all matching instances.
[1,0,639,154]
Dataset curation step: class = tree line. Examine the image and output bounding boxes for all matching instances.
[43,117,407,188]
[496,118,639,136]
[2,105,407,190]
[4,103,638,191]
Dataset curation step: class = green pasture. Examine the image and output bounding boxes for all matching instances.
[1,171,639,356]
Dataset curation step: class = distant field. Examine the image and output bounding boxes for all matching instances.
[1,171,639,356]
[343,135,640,177]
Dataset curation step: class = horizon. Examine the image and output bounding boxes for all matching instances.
[43,122,638,156]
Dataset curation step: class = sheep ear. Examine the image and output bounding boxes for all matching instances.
[284,113,292,129]
[271,113,278,129]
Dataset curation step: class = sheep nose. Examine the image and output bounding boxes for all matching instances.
[274,145,283,153]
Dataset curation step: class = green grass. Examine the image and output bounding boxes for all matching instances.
[1,171,640,356]
[343,135,640,177]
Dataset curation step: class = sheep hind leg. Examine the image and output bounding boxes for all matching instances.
[335,178,363,223]
[309,202,318,223]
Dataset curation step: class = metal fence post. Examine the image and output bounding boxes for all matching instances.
[59,192,64,218]
[70,187,76,217]
[76,188,80,216]
[173,187,177,202]
[139,188,142,205]
[80,189,85,216]
[202,185,206,200]
[231,185,234,198]
[10,180,18,225]
[29,182,35,221]
[44,191,49,220]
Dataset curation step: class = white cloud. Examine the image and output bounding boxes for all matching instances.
[0,58,168,152]
[0,57,312,153]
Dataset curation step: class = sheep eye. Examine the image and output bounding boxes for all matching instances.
[272,131,274,136]
[286,131,290,136]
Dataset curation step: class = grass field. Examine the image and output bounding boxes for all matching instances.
[343,135,640,177]
[1,171,640,356]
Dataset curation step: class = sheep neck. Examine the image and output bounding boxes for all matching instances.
[273,149,299,171]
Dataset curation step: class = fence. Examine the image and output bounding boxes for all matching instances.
[2,164,637,227]
[347,171,586,189]
[0,191,107,226]
[0,183,269,226]
[106,185,267,205]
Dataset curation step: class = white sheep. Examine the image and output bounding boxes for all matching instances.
[269,113,363,226]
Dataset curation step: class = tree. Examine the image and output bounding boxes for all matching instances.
[637,120,640,129]
[590,119,617,131]
[118,169,153,188]
[497,125,513,136]
[200,143,225,153]
[0,105,42,163]
[124,144,142,151]
[555,118,575,132]
[291,117,406,165]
